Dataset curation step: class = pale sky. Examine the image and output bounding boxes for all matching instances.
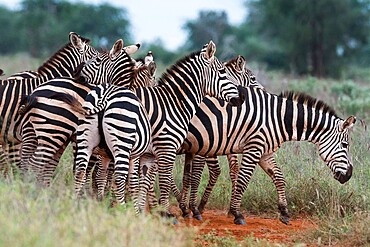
[0,0,246,51]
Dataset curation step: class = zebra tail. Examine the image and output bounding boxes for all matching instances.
[0,68,4,76]
[83,103,106,116]
[18,94,38,115]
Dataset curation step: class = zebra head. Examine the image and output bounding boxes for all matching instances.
[69,32,99,66]
[200,41,245,106]
[318,116,356,184]
[224,55,264,89]
[130,60,157,89]
[75,39,140,86]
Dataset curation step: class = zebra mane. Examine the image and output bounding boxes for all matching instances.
[156,51,200,86]
[280,91,337,117]
[224,57,239,66]
[36,41,75,72]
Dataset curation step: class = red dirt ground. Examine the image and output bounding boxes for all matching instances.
[175,209,318,246]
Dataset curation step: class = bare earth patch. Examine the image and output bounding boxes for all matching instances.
[175,209,318,245]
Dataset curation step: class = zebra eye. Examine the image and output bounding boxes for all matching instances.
[342,142,349,149]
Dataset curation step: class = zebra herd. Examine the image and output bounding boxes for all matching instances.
[0,32,355,225]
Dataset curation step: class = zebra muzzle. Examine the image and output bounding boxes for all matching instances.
[335,165,352,184]
[228,85,246,107]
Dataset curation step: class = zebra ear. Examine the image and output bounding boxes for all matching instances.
[148,61,157,78]
[340,116,356,131]
[235,55,246,72]
[109,39,124,59]
[69,32,84,50]
[124,43,141,55]
[145,51,154,65]
[205,40,216,60]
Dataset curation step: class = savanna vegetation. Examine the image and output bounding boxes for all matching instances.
[0,0,369,246]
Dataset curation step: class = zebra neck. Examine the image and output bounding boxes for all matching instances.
[281,99,337,144]
[37,44,77,81]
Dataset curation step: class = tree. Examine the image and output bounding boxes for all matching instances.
[16,0,132,57]
[0,6,23,54]
[246,0,370,77]
[182,10,235,60]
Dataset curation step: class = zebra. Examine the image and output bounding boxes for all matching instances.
[16,43,150,185]
[94,55,259,206]
[77,40,246,221]
[0,32,99,175]
[142,55,266,218]
[64,83,152,214]
[177,86,355,225]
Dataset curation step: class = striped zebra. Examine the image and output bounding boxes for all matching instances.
[65,83,152,213]
[172,55,264,197]
[143,56,265,217]
[17,43,150,185]
[0,32,99,174]
[178,86,355,225]
[78,40,246,220]
[94,55,257,205]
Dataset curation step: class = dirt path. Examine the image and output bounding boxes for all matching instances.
[176,209,318,245]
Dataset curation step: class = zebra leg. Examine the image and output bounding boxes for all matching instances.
[229,151,260,225]
[128,157,140,215]
[147,181,158,211]
[42,143,68,186]
[19,125,38,175]
[138,153,158,213]
[157,152,178,222]
[179,153,193,218]
[8,143,22,174]
[96,156,111,201]
[0,145,9,177]
[259,153,289,224]
[196,156,220,218]
[105,162,115,198]
[75,116,100,196]
[226,154,239,217]
[109,136,133,206]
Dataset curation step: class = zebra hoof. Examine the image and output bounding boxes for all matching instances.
[227,210,234,218]
[173,218,179,225]
[182,212,192,219]
[193,213,202,221]
[234,217,246,225]
[279,215,290,225]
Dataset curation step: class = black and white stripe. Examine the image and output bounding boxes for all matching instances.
[17,43,150,186]
[72,83,151,213]
[0,32,98,174]
[179,86,355,225]
[89,41,246,220]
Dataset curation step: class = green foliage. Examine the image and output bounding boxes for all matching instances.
[182,10,235,60]
[303,212,370,246]
[245,0,370,77]
[0,176,194,247]
[331,80,370,117]
[1,0,131,57]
